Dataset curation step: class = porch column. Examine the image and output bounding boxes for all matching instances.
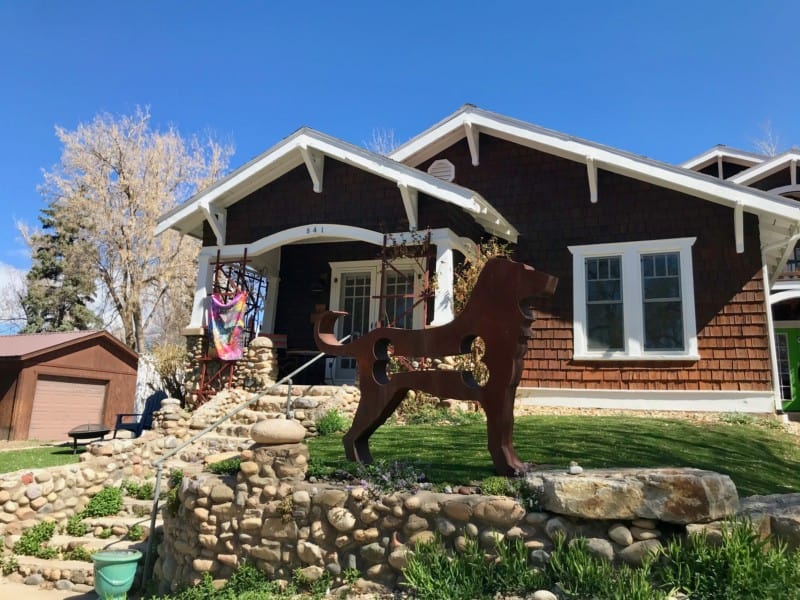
[186,254,213,331]
[430,243,455,326]
[261,274,280,334]
[260,247,282,335]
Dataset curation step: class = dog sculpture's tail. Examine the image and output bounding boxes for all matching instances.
[314,310,354,356]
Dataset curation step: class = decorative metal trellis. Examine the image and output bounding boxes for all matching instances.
[194,248,268,406]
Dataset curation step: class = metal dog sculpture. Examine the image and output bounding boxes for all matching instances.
[314,257,557,475]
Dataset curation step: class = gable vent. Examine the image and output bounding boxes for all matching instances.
[427,159,455,182]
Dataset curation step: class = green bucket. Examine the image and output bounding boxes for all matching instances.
[92,549,142,600]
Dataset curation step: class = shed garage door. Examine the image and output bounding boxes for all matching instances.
[29,376,107,441]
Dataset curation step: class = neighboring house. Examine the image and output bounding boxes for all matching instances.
[682,146,800,411]
[157,106,800,414]
[0,331,138,440]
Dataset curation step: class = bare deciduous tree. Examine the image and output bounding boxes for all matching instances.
[753,120,782,157]
[365,128,398,155]
[39,107,233,351]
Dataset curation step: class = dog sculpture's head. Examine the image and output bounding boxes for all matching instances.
[473,257,558,319]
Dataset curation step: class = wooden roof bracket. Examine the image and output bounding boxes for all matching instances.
[734,201,744,254]
[300,144,325,193]
[768,225,800,287]
[586,156,598,204]
[200,200,226,245]
[464,121,480,166]
[398,183,419,230]
[792,158,797,185]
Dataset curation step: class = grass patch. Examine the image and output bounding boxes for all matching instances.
[307,415,800,496]
[0,445,81,474]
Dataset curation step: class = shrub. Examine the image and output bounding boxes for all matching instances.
[83,486,123,517]
[63,545,94,562]
[480,476,515,496]
[123,480,155,500]
[207,456,241,475]
[65,513,87,537]
[654,519,800,599]
[165,469,184,517]
[315,409,350,436]
[97,527,112,539]
[402,519,800,600]
[1,554,18,575]
[127,524,144,541]
[13,521,58,559]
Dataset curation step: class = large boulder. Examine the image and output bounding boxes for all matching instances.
[739,493,800,549]
[251,419,306,444]
[527,468,739,524]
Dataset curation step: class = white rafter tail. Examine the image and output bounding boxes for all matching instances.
[586,157,598,204]
[465,121,480,166]
[398,183,419,230]
[200,201,226,245]
[299,144,325,193]
[734,201,744,254]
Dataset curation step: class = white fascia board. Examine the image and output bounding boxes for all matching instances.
[155,129,308,237]
[156,124,517,242]
[729,151,800,185]
[680,146,765,170]
[391,106,473,164]
[464,112,800,224]
[392,107,800,226]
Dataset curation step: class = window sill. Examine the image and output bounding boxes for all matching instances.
[572,353,701,362]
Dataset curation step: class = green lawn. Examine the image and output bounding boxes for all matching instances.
[0,445,83,474]
[307,415,800,497]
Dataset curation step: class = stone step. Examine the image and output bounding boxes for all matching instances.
[9,555,96,589]
[49,534,149,553]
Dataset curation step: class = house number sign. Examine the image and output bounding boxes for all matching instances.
[305,225,324,234]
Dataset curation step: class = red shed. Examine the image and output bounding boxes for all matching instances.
[0,331,138,441]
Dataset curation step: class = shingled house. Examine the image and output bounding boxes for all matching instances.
[157,106,800,414]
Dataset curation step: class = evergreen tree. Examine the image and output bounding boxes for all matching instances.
[21,204,99,332]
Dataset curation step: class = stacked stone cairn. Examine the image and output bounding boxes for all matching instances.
[232,336,280,392]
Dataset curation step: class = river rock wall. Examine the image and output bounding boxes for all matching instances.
[154,439,747,595]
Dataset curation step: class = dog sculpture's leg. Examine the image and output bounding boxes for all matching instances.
[483,386,525,476]
[342,385,376,464]
[342,378,407,465]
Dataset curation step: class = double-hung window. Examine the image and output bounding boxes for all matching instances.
[569,237,698,360]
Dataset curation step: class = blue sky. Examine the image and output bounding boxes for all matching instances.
[0,0,797,278]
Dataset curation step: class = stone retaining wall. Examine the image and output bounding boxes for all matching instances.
[0,459,144,539]
[153,440,746,595]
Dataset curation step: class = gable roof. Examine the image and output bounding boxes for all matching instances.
[156,127,518,243]
[0,330,137,363]
[729,148,800,186]
[390,105,800,282]
[680,145,766,171]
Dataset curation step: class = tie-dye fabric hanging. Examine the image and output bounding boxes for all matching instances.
[209,291,247,360]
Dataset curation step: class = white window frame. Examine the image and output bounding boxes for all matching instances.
[569,237,699,361]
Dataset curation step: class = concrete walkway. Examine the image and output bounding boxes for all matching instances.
[0,578,143,599]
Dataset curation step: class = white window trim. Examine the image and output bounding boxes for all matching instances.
[569,237,699,361]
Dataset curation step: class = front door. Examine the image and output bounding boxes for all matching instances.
[331,271,378,383]
[326,259,425,384]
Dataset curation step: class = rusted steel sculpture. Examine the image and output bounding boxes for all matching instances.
[314,257,557,475]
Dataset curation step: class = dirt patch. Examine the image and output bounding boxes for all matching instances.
[0,440,64,453]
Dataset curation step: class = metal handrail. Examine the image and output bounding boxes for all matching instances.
[141,338,348,586]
